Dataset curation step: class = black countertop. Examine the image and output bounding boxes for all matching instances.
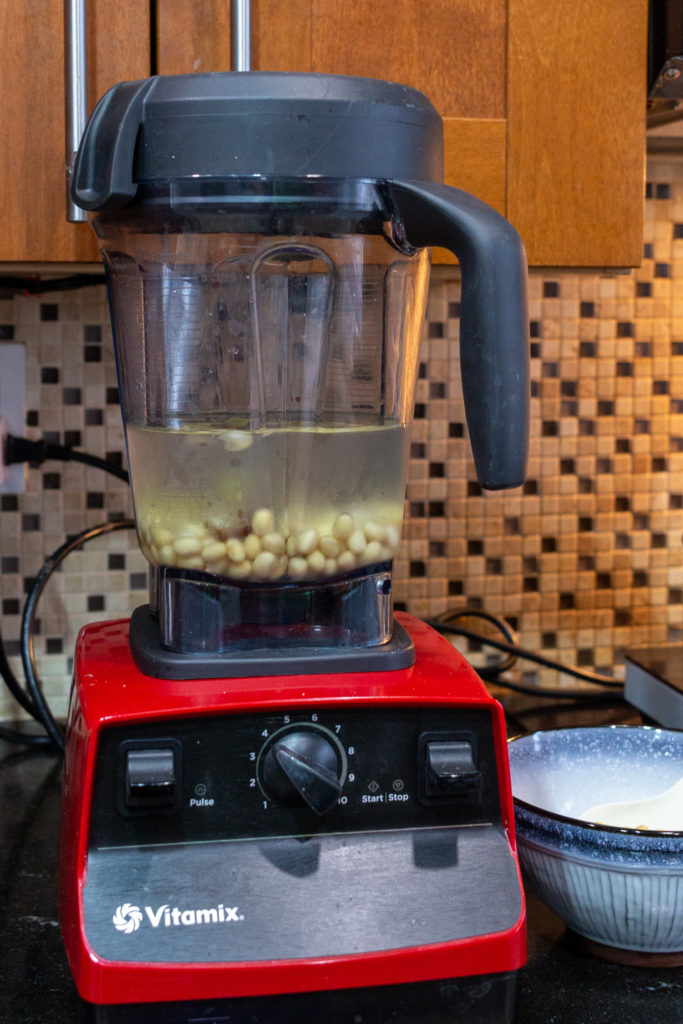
[1,694,681,1024]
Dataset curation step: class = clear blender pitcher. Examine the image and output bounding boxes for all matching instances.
[73,73,529,663]
[95,180,425,584]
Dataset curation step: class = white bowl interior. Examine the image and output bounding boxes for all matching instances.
[508,726,683,822]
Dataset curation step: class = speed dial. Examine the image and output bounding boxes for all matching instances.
[259,726,347,816]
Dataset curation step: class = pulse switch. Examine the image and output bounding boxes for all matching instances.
[125,747,177,809]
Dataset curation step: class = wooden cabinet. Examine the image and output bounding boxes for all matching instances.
[506,1,647,268]
[156,0,648,269]
[0,1,149,264]
[0,1,647,268]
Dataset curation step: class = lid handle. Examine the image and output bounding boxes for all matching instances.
[391,180,529,490]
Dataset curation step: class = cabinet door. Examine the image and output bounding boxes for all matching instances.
[156,0,508,217]
[0,1,149,264]
[507,0,647,268]
[156,0,647,268]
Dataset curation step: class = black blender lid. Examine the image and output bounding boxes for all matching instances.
[72,71,445,211]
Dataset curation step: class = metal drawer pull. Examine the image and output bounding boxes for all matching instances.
[231,0,252,71]
[64,0,88,223]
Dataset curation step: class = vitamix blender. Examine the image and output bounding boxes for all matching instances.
[58,72,530,1024]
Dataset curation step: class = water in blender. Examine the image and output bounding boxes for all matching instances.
[128,419,407,582]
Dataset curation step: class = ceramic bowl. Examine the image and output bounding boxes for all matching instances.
[507,725,683,965]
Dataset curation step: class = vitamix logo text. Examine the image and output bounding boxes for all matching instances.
[112,902,244,933]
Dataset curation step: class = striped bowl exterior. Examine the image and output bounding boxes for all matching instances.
[518,836,683,953]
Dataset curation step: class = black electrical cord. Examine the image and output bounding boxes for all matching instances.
[0,724,54,748]
[430,607,519,680]
[0,273,107,296]
[4,434,129,483]
[19,519,135,753]
[0,629,39,718]
[0,436,131,749]
[425,609,625,700]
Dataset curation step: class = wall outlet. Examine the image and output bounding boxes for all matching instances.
[0,344,26,494]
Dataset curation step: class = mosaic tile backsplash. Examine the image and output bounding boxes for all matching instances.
[1,157,683,722]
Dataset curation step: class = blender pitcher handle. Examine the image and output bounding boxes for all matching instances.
[391,180,529,490]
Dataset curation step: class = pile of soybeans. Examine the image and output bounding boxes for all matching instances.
[138,506,400,582]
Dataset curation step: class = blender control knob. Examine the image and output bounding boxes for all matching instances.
[261,730,344,815]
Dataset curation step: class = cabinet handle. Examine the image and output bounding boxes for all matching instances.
[64,0,88,223]
[231,0,252,71]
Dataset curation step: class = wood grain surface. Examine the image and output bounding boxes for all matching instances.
[158,0,506,120]
[0,0,149,263]
[152,0,649,269]
[506,0,647,267]
[1,1,647,267]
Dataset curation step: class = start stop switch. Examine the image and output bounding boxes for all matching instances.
[419,733,483,803]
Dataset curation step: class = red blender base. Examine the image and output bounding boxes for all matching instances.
[58,612,525,1023]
